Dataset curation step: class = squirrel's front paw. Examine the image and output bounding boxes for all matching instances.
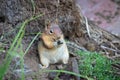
[53,40,63,47]
[39,64,48,69]
[62,59,68,64]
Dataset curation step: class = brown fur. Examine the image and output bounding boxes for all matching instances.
[38,21,69,68]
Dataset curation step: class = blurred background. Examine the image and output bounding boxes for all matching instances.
[76,0,120,36]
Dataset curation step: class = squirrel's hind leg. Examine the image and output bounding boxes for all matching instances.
[62,58,68,64]
[62,55,69,64]
[40,55,50,68]
[61,51,69,64]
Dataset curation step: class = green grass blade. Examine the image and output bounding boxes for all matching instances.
[24,32,41,55]
[39,70,94,80]
[20,44,25,80]
[0,13,43,79]
[30,0,35,13]
[17,32,41,66]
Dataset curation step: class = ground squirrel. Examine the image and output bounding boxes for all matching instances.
[38,20,69,68]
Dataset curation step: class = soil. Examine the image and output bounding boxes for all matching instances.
[0,0,120,80]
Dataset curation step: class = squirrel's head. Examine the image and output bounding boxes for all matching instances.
[45,20,62,39]
[41,20,64,49]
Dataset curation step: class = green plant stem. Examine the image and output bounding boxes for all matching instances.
[20,44,25,80]
[39,70,94,80]
[30,0,35,14]
[0,13,43,79]
[24,32,41,55]
[17,32,41,65]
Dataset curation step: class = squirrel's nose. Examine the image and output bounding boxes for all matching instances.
[57,40,63,45]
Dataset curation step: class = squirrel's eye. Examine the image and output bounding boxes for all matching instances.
[49,29,53,34]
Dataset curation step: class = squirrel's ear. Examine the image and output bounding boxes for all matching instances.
[54,19,58,24]
[45,20,51,26]
[45,20,51,30]
[45,25,49,31]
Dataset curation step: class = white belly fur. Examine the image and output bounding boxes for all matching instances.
[42,43,69,64]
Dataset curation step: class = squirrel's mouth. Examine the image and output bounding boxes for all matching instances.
[57,40,63,45]
[53,40,63,48]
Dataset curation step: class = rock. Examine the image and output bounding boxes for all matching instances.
[71,57,80,80]
[48,72,58,80]
[86,43,96,51]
